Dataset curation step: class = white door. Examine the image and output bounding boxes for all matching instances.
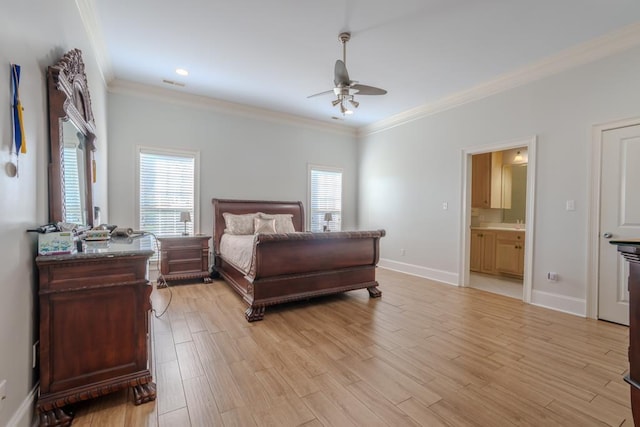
[598,124,640,325]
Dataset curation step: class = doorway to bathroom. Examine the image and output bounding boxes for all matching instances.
[460,137,536,302]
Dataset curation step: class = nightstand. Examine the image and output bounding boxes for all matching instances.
[157,235,212,284]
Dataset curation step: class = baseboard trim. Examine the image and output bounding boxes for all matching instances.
[379,259,458,286]
[7,383,38,427]
[530,290,586,317]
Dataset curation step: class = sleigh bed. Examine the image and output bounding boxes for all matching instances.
[212,198,385,321]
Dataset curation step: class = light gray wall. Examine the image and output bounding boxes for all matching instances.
[358,45,640,315]
[107,90,358,242]
[0,1,108,426]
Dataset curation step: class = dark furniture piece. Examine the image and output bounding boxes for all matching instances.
[611,239,640,426]
[35,239,156,427]
[157,235,212,284]
[212,198,386,321]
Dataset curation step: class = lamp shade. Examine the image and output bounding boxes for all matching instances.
[180,211,191,222]
[324,212,333,222]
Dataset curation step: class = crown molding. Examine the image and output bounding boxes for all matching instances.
[108,80,357,137]
[75,0,114,85]
[358,22,640,137]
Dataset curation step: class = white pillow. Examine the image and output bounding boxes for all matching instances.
[258,213,296,233]
[254,217,276,234]
[223,212,258,235]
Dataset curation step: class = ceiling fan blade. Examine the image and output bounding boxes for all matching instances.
[334,60,350,87]
[351,84,387,95]
[307,89,335,98]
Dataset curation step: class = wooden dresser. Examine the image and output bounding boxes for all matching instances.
[610,239,640,426]
[35,238,156,427]
[157,235,212,284]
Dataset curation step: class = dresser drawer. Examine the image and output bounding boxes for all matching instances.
[39,256,148,292]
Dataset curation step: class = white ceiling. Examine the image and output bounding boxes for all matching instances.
[91,0,640,128]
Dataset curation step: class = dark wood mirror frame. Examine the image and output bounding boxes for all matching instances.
[47,48,96,226]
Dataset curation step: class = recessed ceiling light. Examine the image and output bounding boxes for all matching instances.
[175,68,189,76]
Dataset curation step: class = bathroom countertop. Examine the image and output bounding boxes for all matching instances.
[471,224,525,231]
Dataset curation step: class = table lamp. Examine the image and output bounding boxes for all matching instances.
[180,211,191,235]
[323,212,333,232]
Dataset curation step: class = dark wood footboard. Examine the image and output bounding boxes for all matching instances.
[212,198,385,321]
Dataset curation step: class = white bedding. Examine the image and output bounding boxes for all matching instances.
[219,234,256,275]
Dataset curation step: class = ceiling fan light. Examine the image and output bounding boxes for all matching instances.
[349,99,359,108]
[332,99,341,107]
[344,109,354,115]
[339,103,347,114]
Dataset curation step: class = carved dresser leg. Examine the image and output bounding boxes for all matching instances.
[39,406,73,427]
[132,382,157,405]
[367,286,382,298]
[245,305,266,322]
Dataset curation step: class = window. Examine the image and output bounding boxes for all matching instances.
[137,147,199,237]
[308,165,342,232]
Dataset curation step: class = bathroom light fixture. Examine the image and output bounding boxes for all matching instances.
[175,68,189,76]
[514,151,523,163]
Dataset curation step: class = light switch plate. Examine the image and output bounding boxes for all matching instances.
[566,200,575,211]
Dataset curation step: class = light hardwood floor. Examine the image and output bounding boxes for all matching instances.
[70,268,632,426]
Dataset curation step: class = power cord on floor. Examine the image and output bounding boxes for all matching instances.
[145,232,172,318]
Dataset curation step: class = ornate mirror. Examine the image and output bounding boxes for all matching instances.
[47,49,96,226]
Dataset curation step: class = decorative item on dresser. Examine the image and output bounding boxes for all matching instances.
[212,198,385,321]
[157,235,212,284]
[610,239,640,426]
[35,238,156,427]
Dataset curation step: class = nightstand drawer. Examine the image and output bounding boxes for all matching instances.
[166,248,202,261]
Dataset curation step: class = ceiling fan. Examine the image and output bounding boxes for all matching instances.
[308,32,387,116]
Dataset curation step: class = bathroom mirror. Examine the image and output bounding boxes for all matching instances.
[502,164,527,223]
[47,49,96,226]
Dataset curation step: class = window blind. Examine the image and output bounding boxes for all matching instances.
[139,150,195,236]
[309,167,342,232]
[63,144,83,224]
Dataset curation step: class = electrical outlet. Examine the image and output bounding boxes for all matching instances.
[442,202,448,210]
[0,379,7,413]
[547,272,559,281]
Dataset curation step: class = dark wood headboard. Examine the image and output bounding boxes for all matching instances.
[211,199,305,254]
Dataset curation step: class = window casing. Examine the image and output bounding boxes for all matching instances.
[308,165,342,232]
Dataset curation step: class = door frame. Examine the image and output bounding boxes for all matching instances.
[459,136,537,303]
[587,116,640,319]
